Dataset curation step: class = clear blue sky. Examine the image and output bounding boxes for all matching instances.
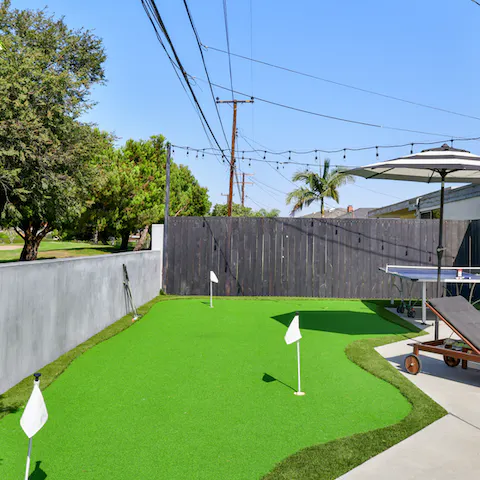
[16,0,480,215]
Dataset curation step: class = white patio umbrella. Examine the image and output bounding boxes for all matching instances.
[349,144,480,336]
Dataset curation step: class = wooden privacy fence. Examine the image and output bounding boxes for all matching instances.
[165,217,474,299]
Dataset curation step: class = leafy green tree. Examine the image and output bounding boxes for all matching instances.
[85,135,211,250]
[211,203,280,217]
[0,1,107,260]
[256,208,281,218]
[286,159,353,216]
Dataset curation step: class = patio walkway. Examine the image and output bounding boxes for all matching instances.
[339,309,480,479]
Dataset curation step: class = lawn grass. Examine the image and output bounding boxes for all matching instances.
[0,241,119,263]
[0,297,434,480]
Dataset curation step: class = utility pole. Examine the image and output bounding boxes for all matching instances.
[216,97,254,216]
[234,173,254,207]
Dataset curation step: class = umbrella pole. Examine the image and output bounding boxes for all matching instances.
[435,172,446,340]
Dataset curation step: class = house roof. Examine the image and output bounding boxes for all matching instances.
[337,208,374,219]
[301,208,347,219]
[368,183,480,218]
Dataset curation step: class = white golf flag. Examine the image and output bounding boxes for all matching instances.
[210,271,219,283]
[284,314,302,345]
[20,382,48,438]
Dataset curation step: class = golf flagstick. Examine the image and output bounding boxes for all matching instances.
[284,312,305,395]
[209,271,218,308]
[296,340,304,396]
[25,437,32,480]
[21,373,48,480]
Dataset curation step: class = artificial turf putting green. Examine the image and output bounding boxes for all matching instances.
[0,299,412,479]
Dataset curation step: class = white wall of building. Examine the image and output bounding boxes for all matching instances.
[151,224,164,289]
[443,197,480,220]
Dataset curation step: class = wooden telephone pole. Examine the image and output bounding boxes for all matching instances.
[235,173,254,206]
[216,97,253,216]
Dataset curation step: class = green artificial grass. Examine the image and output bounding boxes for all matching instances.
[0,298,428,479]
[263,303,446,479]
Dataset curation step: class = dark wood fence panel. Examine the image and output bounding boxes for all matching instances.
[165,217,472,298]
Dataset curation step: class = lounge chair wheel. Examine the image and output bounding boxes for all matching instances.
[397,305,405,314]
[404,354,421,375]
[443,356,460,368]
[410,309,416,318]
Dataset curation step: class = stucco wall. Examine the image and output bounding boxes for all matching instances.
[0,251,161,394]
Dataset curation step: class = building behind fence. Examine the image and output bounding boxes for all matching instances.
[165,217,476,298]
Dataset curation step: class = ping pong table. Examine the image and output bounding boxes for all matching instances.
[380,265,480,324]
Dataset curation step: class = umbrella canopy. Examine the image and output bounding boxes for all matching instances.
[348,144,480,340]
[348,144,480,184]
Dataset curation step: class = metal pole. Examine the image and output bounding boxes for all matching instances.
[422,282,427,325]
[227,102,238,217]
[435,172,446,340]
[241,172,245,207]
[297,341,301,393]
[294,341,305,396]
[163,143,171,293]
[210,280,213,308]
[24,438,32,480]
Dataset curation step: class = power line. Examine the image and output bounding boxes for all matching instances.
[140,0,229,166]
[472,0,480,6]
[141,1,225,169]
[222,0,234,101]
[239,134,404,205]
[182,0,230,151]
[209,82,464,138]
[202,44,480,122]
[246,194,271,210]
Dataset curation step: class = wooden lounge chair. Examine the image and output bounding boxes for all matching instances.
[404,296,480,375]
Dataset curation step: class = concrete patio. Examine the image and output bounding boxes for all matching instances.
[340,308,480,479]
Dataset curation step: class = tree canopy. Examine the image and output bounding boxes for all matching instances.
[286,159,353,216]
[211,203,280,217]
[0,1,108,259]
[80,135,211,249]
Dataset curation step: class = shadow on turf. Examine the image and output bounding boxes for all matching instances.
[0,394,19,415]
[29,461,47,480]
[262,373,296,391]
[271,303,409,336]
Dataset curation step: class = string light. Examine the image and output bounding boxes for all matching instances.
[172,135,479,160]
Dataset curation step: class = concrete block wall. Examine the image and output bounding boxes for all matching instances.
[0,250,161,394]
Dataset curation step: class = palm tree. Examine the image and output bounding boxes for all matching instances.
[286,158,354,216]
